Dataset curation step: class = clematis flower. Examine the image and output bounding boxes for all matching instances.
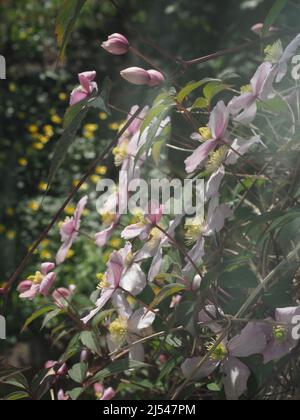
[94,383,116,401]
[121,201,164,241]
[82,243,146,324]
[101,33,129,55]
[183,196,232,276]
[271,34,300,83]
[182,321,267,400]
[18,263,56,300]
[228,63,273,124]
[120,67,165,87]
[262,306,300,364]
[205,135,262,200]
[107,293,156,361]
[185,101,230,173]
[56,196,88,265]
[70,71,98,106]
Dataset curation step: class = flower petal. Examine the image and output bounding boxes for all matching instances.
[228,323,267,358]
[185,140,218,173]
[222,356,250,400]
[181,357,219,381]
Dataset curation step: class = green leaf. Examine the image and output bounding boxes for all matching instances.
[219,267,258,289]
[80,331,102,355]
[2,373,29,391]
[191,97,208,110]
[68,387,84,400]
[55,0,87,62]
[61,333,82,362]
[207,382,222,392]
[90,360,150,384]
[22,305,57,331]
[68,363,88,384]
[263,0,288,37]
[4,391,29,400]
[41,309,62,330]
[149,283,186,310]
[176,79,216,103]
[203,81,229,104]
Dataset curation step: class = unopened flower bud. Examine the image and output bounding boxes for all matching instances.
[120,67,150,85]
[147,69,165,87]
[101,33,130,55]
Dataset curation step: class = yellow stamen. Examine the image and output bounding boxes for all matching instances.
[199,127,212,141]
[112,139,129,167]
[273,325,287,343]
[101,212,117,226]
[205,146,228,174]
[206,341,227,361]
[96,273,110,290]
[109,317,127,340]
[240,84,253,94]
[185,217,204,246]
[28,271,43,285]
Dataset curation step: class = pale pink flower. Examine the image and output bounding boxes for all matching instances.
[262,306,300,364]
[18,263,56,300]
[271,34,300,83]
[147,70,165,87]
[182,321,267,400]
[185,101,230,173]
[95,190,120,248]
[56,196,88,265]
[70,71,98,106]
[101,33,129,55]
[81,243,146,324]
[107,293,155,361]
[251,23,278,36]
[229,63,273,124]
[57,389,69,401]
[94,383,116,400]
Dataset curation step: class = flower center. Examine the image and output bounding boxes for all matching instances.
[240,84,253,94]
[125,251,135,267]
[264,40,283,64]
[206,341,228,361]
[148,227,163,248]
[185,217,204,245]
[101,212,117,226]
[199,127,212,141]
[112,139,129,167]
[109,317,128,339]
[205,146,228,174]
[28,271,43,285]
[96,273,110,290]
[273,325,288,343]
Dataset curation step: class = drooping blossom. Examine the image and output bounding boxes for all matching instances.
[18,263,56,300]
[101,33,129,55]
[182,319,267,400]
[107,293,155,361]
[82,243,146,324]
[70,72,98,106]
[94,383,116,401]
[183,196,232,276]
[45,361,68,378]
[228,63,273,124]
[262,306,300,364]
[185,101,230,173]
[56,196,88,265]
[52,285,76,309]
[120,67,165,87]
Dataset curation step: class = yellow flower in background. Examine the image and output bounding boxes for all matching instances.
[99,112,108,121]
[43,125,54,138]
[90,175,101,184]
[38,181,48,192]
[59,92,68,101]
[9,83,17,93]
[67,249,75,259]
[72,180,89,191]
[32,142,44,151]
[83,209,89,216]
[51,115,62,125]
[109,238,122,249]
[109,122,121,131]
[84,123,98,139]
[6,230,16,240]
[18,158,28,167]
[85,124,98,132]
[37,134,50,145]
[28,124,39,134]
[40,239,50,248]
[6,207,14,217]
[28,201,40,212]
[95,166,107,175]
[0,225,5,234]
[40,250,52,260]
[65,205,76,215]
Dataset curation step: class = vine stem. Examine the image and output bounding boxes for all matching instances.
[1,107,143,311]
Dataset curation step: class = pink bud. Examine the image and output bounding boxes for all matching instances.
[57,389,69,401]
[120,67,151,86]
[147,69,165,87]
[251,23,278,35]
[100,387,116,401]
[101,33,129,55]
[17,280,32,294]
